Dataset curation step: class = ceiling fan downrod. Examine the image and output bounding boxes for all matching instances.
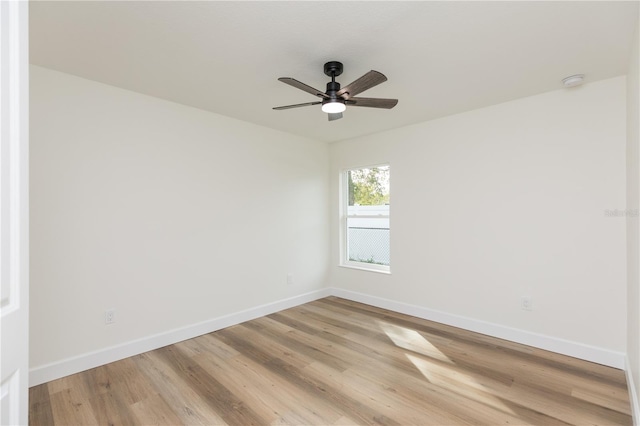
[323,61,344,110]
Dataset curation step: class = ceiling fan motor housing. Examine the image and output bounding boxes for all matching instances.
[324,81,343,105]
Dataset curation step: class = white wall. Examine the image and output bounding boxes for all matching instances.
[627,18,640,419]
[330,77,627,354]
[29,66,329,370]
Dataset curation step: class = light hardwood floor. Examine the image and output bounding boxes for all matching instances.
[29,297,632,425]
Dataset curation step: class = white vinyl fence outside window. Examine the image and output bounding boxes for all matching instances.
[347,205,390,266]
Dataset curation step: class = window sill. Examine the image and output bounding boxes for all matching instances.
[339,262,391,275]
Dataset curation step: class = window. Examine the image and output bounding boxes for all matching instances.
[341,164,390,273]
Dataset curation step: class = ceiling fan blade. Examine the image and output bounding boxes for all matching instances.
[273,101,321,110]
[337,71,387,99]
[345,97,398,109]
[278,77,329,99]
[328,112,343,121]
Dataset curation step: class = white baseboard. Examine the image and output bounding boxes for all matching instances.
[28,288,331,387]
[627,356,640,426]
[30,286,627,387]
[330,288,626,369]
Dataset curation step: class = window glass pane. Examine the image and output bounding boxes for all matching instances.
[347,166,389,208]
[345,165,390,268]
[347,218,390,266]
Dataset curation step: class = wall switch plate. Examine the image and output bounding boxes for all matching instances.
[105,309,116,324]
[521,296,533,311]
[287,273,294,286]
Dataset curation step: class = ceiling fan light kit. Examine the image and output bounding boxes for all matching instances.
[273,61,398,121]
[321,101,346,114]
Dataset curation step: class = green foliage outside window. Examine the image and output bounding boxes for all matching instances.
[348,166,390,206]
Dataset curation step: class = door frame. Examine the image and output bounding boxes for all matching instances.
[1,1,30,424]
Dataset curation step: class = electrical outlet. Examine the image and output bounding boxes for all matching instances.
[287,273,294,286]
[105,309,116,324]
[521,296,532,311]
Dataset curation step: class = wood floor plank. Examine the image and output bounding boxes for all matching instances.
[304,360,474,425]
[49,387,99,425]
[103,357,156,405]
[28,384,55,426]
[30,297,633,425]
[132,351,228,425]
[129,393,184,425]
[86,389,138,426]
[215,326,401,425]
[155,344,267,425]
[244,316,352,372]
[571,385,632,415]
[182,338,342,425]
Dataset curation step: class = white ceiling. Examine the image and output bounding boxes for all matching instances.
[30,1,639,143]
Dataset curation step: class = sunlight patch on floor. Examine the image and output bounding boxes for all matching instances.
[377,320,516,417]
[406,354,515,416]
[378,321,454,364]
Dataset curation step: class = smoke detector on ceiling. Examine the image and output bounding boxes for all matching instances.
[562,74,585,88]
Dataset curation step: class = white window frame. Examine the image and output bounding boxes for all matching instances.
[339,164,390,274]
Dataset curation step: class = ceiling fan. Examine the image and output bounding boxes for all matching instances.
[273,61,398,121]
